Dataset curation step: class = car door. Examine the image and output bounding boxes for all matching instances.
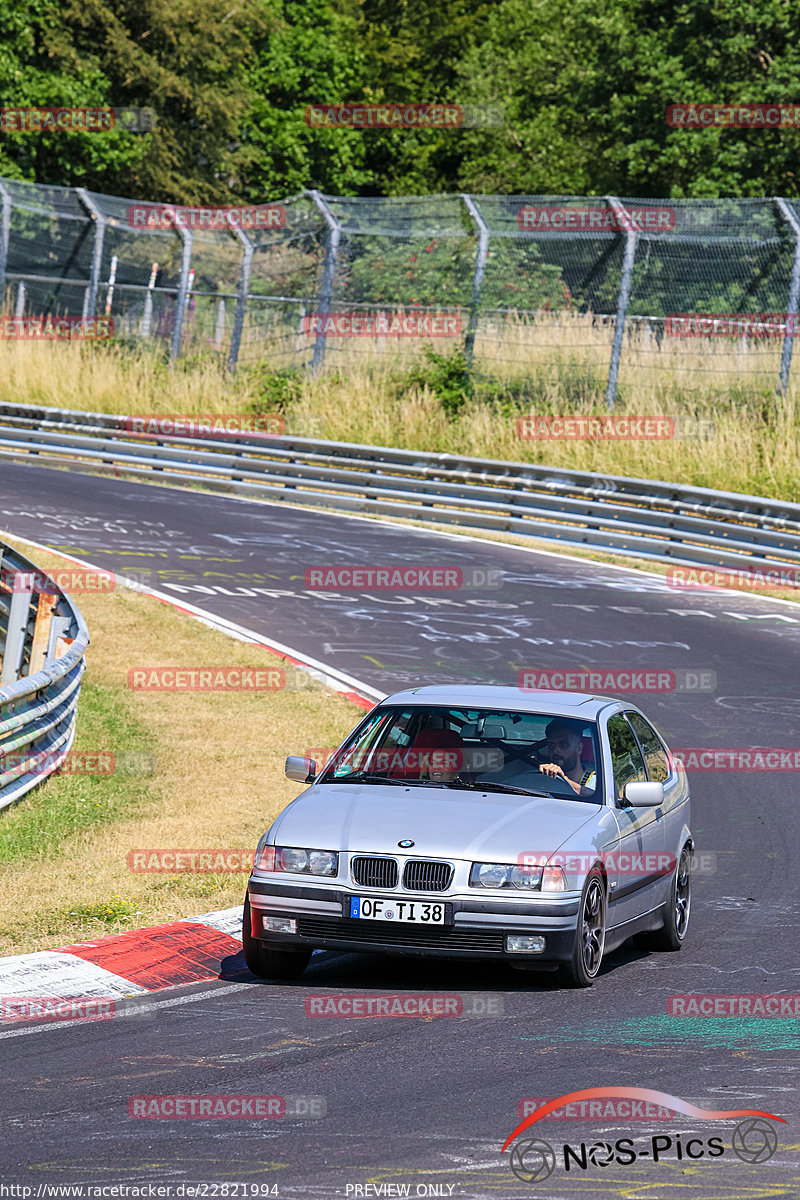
[604,712,665,929]
[627,709,686,895]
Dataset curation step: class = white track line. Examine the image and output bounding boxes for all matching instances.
[0,532,384,702]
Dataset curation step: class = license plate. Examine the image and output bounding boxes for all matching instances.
[350,896,446,924]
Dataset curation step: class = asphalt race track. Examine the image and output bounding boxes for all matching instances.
[1,458,799,1197]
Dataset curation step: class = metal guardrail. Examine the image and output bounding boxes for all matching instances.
[0,401,799,576]
[0,539,89,811]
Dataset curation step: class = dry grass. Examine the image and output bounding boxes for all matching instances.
[0,315,798,499]
[0,537,360,955]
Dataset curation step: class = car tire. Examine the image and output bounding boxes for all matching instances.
[242,894,311,980]
[560,866,606,988]
[636,844,692,952]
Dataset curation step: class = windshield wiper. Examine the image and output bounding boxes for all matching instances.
[325,771,408,786]
[443,780,553,797]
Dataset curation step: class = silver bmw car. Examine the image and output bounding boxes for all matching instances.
[244,686,693,987]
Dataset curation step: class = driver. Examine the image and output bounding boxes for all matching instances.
[535,719,597,796]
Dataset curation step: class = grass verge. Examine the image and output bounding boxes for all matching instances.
[0,536,361,956]
[0,327,798,501]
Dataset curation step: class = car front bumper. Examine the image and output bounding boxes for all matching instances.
[247,878,581,963]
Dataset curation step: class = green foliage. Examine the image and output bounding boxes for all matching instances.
[0,0,267,201]
[247,365,303,412]
[401,346,473,417]
[4,0,800,204]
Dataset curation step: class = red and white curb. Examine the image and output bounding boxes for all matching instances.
[0,906,245,1000]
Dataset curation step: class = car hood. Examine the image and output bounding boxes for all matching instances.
[269,783,598,862]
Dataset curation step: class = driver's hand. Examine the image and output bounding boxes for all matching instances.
[538,762,581,795]
[538,761,565,780]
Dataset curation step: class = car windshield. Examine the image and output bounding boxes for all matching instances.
[318,706,602,802]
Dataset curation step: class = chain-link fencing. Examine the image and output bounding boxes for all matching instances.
[1,179,799,404]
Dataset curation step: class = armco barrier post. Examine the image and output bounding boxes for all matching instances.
[0,539,89,812]
[76,188,107,318]
[227,227,253,372]
[170,226,194,360]
[604,196,638,410]
[29,591,58,675]
[1,580,32,684]
[461,194,490,372]
[775,198,800,397]
[307,190,341,376]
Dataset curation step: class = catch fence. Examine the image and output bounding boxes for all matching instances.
[1,179,799,403]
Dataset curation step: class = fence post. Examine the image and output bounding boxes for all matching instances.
[775,198,800,396]
[461,194,490,372]
[170,226,194,360]
[227,227,253,372]
[1,579,32,684]
[141,262,159,337]
[0,181,10,313]
[105,254,118,316]
[215,291,226,350]
[75,188,106,317]
[604,196,638,410]
[14,282,25,318]
[306,190,341,376]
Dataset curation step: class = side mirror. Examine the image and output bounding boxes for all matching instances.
[623,781,664,807]
[285,755,316,784]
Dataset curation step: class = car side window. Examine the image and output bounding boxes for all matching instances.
[606,713,647,802]
[627,712,669,783]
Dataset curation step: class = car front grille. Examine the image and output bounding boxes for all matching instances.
[351,855,398,889]
[402,859,453,892]
[296,916,504,954]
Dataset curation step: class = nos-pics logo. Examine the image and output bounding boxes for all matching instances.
[502,1088,784,1183]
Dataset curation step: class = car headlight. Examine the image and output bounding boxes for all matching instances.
[470,862,543,889]
[254,840,338,877]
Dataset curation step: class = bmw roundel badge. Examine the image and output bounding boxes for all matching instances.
[398,839,415,848]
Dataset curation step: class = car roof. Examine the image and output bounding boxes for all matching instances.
[376,685,622,720]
